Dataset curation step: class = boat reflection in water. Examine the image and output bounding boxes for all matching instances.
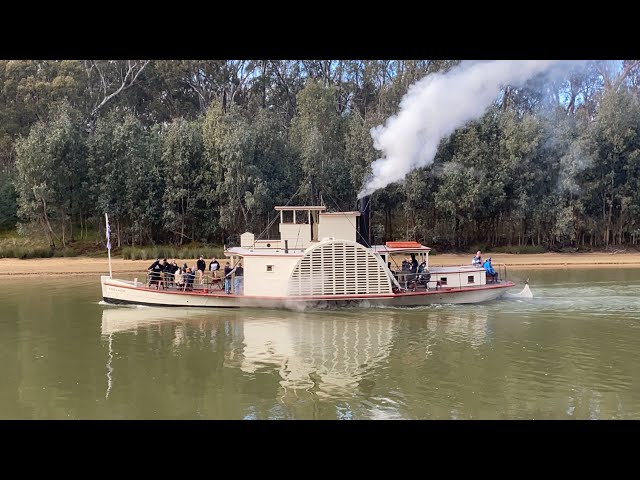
[237,314,396,399]
[101,305,492,397]
[100,306,397,398]
[100,305,182,336]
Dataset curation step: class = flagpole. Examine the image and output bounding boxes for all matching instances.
[105,213,112,279]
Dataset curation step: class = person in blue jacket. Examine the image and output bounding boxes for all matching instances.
[483,257,498,282]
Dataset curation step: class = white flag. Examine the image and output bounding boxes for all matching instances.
[105,214,111,251]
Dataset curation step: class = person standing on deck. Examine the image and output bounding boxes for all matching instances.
[184,267,195,291]
[148,258,162,289]
[169,260,179,288]
[196,255,206,285]
[162,258,171,288]
[234,263,244,295]
[472,251,482,267]
[209,258,220,279]
[223,262,232,294]
[410,254,419,273]
[174,266,183,288]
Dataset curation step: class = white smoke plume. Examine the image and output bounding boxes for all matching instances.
[358,60,582,198]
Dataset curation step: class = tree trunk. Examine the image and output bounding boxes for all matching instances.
[180,196,185,246]
[618,205,624,245]
[42,199,56,249]
[605,199,613,247]
[261,60,267,109]
[60,208,66,248]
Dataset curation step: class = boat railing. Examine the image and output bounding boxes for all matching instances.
[253,239,282,249]
[143,271,224,292]
[398,263,508,292]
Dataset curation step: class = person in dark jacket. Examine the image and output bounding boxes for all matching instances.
[162,258,172,288]
[148,258,162,289]
[184,267,195,291]
[209,258,220,278]
[223,262,232,294]
[196,255,206,285]
[410,254,419,274]
[233,263,244,295]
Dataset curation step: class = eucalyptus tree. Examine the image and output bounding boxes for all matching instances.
[126,123,165,245]
[161,117,210,245]
[88,113,128,246]
[585,87,640,246]
[203,104,272,238]
[14,101,87,247]
[260,60,306,122]
[495,110,548,245]
[1,60,85,124]
[251,108,299,227]
[290,80,353,209]
[344,111,410,242]
[0,177,17,230]
[0,60,86,174]
[83,60,150,122]
[88,112,158,246]
[542,107,594,247]
[154,60,258,115]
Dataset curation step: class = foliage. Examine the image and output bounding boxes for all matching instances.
[121,245,225,261]
[0,175,18,230]
[2,59,640,258]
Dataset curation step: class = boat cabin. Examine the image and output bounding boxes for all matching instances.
[224,205,491,296]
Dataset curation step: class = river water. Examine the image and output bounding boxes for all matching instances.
[1,268,639,419]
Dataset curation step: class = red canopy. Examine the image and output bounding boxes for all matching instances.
[385,241,424,249]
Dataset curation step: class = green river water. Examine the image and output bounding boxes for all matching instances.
[1,268,639,419]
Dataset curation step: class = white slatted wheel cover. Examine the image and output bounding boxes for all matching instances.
[288,240,392,296]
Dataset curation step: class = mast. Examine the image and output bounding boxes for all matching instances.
[105,213,113,278]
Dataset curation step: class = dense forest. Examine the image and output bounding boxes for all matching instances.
[1,60,639,252]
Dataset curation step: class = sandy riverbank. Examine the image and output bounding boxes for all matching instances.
[1,252,639,277]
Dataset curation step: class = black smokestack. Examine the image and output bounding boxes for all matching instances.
[357,195,371,247]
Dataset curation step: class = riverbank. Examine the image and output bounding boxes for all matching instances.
[1,252,640,277]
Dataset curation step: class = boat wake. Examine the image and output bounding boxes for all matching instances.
[506,282,534,299]
[98,301,150,309]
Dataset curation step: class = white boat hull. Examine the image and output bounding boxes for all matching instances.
[101,276,513,310]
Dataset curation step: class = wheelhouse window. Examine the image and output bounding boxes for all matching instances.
[266,265,274,272]
[282,211,293,223]
[440,277,447,285]
[468,275,475,284]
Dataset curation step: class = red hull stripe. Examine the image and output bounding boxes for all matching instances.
[104,281,514,301]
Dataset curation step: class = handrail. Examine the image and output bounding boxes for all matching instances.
[400,262,508,291]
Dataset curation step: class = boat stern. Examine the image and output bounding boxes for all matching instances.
[101,275,111,301]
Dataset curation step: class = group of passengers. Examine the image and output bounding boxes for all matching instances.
[397,254,430,287]
[147,256,244,294]
[147,258,194,290]
[471,250,498,282]
[401,254,427,275]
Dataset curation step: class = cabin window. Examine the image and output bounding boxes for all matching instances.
[266,265,274,272]
[468,275,475,284]
[295,211,308,224]
[440,277,447,285]
[282,211,293,223]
